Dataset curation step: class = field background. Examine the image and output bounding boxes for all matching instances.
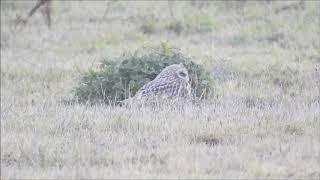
[1,0,320,178]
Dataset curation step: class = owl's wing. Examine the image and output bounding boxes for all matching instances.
[134,79,179,97]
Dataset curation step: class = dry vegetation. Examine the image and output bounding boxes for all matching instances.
[1,1,320,179]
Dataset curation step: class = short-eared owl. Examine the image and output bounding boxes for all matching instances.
[134,63,191,98]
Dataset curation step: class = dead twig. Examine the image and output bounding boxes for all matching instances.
[14,0,52,31]
[275,0,304,14]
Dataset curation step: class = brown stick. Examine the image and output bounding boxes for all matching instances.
[15,0,52,30]
[275,0,304,14]
[41,0,51,27]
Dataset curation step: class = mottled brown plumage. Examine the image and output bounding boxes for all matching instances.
[134,63,191,98]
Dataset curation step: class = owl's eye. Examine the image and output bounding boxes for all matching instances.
[179,71,186,77]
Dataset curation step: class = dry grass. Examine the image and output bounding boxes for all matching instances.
[1,1,320,179]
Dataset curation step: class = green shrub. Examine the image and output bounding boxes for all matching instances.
[74,45,214,104]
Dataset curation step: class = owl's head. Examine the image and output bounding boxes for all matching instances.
[175,63,189,82]
[157,63,189,83]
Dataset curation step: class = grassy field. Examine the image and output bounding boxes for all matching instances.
[1,1,320,178]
